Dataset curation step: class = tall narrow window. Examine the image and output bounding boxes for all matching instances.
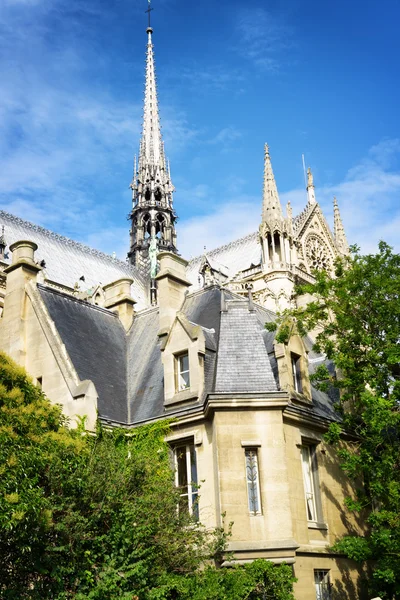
[245,448,262,515]
[291,352,303,393]
[176,352,190,391]
[301,444,319,522]
[174,443,198,519]
[314,570,332,600]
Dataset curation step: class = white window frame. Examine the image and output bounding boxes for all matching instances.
[173,442,198,519]
[314,569,332,600]
[301,444,319,523]
[176,352,190,392]
[245,448,262,515]
[291,352,303,393]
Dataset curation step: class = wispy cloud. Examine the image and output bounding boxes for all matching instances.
[178,139,400,259]
[234,7,294,71]
[208,126,242,146]
[167,63,246,94]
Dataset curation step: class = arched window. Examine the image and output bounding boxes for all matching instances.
[142,213,151,239]
[155,213,165,239]
[154,187,162,204]
[145,188,151,202]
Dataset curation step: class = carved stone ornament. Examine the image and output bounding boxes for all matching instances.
[305,234,332,271]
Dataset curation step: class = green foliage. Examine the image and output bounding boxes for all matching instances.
[268,242,400,599]
[148,560,295,600]
[0,352,295,600]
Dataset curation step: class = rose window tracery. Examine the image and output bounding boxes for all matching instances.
[305,235,332,271]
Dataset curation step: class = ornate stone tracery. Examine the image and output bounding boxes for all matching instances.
[305,234,332,271]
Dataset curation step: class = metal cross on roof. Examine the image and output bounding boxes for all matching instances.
[145,0,154,28]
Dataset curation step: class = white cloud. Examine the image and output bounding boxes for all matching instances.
[178,196,259,259]
[179,139,400,260]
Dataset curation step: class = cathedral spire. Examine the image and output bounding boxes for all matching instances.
[306,167,316,204]
[141,23,163,168]
[333,197,349,255]
[262,143,283,226]
[128,8,178,275]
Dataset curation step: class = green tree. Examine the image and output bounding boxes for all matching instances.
[267,242,400,599]
[0,351,295,599]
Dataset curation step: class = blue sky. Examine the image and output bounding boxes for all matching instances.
[1,0,399,260]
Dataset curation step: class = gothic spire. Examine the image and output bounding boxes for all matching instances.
[262,143,283,226]
[128,11,178,274]
[141,25,163,168]
[333,197,349,255]
[306,167,316,204]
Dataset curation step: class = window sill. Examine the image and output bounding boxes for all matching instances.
[290,389,313,406]
[307,521,328,531]
[165,388,199,407]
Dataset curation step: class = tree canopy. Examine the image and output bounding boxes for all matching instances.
[267,241,400,599]
[0,351,295,600]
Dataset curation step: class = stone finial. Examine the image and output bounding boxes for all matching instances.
[306,167,316,204]
[333,197,350,255]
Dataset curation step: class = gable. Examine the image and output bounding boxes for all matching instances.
[294,205,339,273]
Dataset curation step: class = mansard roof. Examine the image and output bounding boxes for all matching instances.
[0,211,149,310]
[33,280,339,428]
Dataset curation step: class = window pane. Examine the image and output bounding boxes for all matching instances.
[176,447,188,488]
[245,449,261,514]
[178,353,190,390]
[314,570,331,600]
[301,446,317,521]
[179,370,190,390]
[174,443,198,520]
[179,354,189,373]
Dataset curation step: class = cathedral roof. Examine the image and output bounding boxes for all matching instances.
[38,285,128,423]
[32,280,339,427]
[0,210,149,310]
[186,231,261,288]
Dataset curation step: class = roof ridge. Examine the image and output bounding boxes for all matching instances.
[37,283,120,317]
[188,230,259,265]
[0,210,132,270]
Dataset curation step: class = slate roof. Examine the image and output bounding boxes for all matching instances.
[127,307,165,424]
[186,232,261,289]
[39,285,128,423]
[0,210,148,310]
[36,279,339,427]
[215,300,278,393]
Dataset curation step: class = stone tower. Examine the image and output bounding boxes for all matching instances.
[128,23,178,277]
[258,144,297,309]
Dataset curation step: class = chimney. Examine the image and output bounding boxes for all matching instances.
[1,240,42,364]
[103,277,136,331]
[155,251,191,338]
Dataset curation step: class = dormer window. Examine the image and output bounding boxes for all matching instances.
[176,352,190,391]
[291,352,303,393]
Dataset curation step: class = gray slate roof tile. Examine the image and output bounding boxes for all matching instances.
[0,210,148,310]
[39,285,128,423]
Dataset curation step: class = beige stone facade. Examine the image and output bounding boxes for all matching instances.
[0,16,364,600]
